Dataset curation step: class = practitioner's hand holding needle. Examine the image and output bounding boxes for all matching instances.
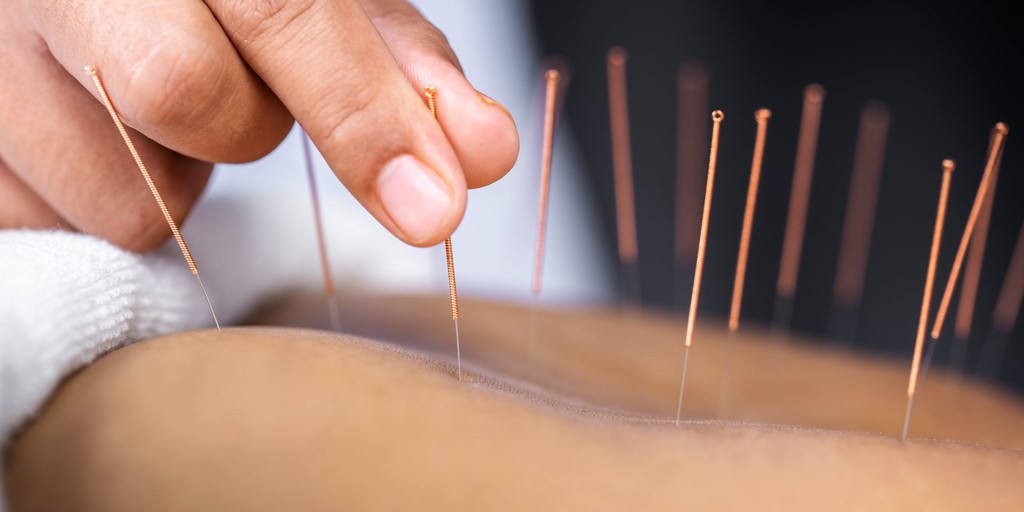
[0,0,519,251]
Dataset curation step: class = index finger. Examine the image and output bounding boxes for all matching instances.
[206,0,468,246]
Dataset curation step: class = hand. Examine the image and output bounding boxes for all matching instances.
[0,0,519,251]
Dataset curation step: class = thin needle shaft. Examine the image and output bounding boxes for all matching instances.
[85,65,220,330]
[676,110,725,425]
[195,275,221,330]
[902,159,955,442]
[454,314,462,380]
[300,130,342,331]
[674,346,691,427]
[718,329,737,418]
[425,86,462,381]
[931,123,1009,339]
[528,294,540,366]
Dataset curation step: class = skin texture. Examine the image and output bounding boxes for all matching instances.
[1,0,519,250]
[6,296,1024,511]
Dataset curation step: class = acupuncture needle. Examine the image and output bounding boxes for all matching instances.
[720,108,770,417]
[85,65,220,330]
[828,102,890,343]
[902,159,955,442]
[930,123,1008,340]
[673,60,709,310]
[606,47,641,306]
[950,127,1006,372]
[773,84,826,334]
[676,110,724,426]
[529,69,562,366]
[976,220,1024,377]
[919,124,1008,385]
[424,86,463,381]
[299,129,342,331]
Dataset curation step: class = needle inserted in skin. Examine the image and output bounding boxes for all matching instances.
[930,123,1009,340]
[720,108,770,415]
[992,222,1024,334]
[902,159,955,442]
[529,69,562,366]
[673,61,709,308]
[446,237,461,381]
[976,220,1024,377]
[729,109,771,334]
[676,110,724,426]
[830,102,890,342]
[951,129,1006,369]
[607,47,641,304]
[532,69,561,297]
[425,86,462,381]
[85,65,220,331]
[774,84,826,332]
[300,130,342,332]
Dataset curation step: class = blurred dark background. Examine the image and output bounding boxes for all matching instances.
[527,0,1024,392]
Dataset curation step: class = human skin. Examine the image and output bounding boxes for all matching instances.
[0,0,519,250]
[6,297,1024,510]
[265,295,1024,449]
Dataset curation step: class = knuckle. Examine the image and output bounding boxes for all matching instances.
[120,40,228,131]
[221,0,317,45]
[379,11,461,69]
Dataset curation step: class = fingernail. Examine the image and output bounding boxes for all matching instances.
[477,90,514,120]
[378,155,453,243]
